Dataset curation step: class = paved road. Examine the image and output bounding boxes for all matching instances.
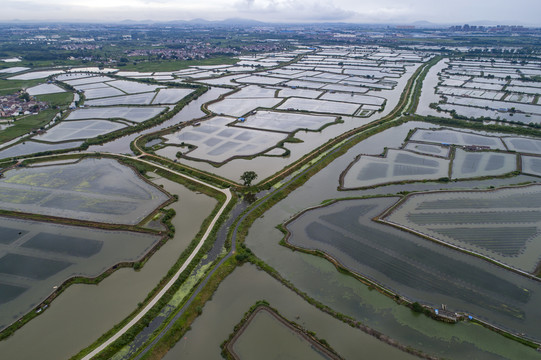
[81,156,232,360]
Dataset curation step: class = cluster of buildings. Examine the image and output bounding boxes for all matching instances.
[448,24,530,33]
[0,93,47,118]
[124,42,286,61]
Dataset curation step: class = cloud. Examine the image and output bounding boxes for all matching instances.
[2,0,541,24]
[235,0,256,10]
[232,0,356,22]
[2,0,64,12]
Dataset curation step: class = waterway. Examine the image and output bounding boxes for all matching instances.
[240,121,541,359]
[86,87,231,155]
[175,64,422,183]
[0,179,216,360]
[163,264,416,360]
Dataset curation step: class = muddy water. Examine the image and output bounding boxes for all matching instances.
[239,122,541,359]
[86,87,231,155]
[232,309,333,360]
[0,217,160,331]
[163,264,416,360]
[285,197,541,341]
[416,58,451,118]
[0,180,216,360]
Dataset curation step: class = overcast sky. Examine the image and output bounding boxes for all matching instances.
[3,0,540,25]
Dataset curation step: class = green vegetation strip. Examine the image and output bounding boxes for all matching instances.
[138,257,239,360]
[408,56,443,114]
[71,161,233,360]
[0,78,43,95]
[106,56,540,358]
[220,302,343,360]
[0,109,62,144]
[254,56,434,190]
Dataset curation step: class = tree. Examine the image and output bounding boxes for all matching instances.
[19,92,30,102]
[240,171,257,187]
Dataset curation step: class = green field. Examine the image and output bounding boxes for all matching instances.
[0,78,43,96]
[0,91,73,144]
[0,109,59,143]
[35,92,73,108]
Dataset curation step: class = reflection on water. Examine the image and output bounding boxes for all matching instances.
[0,181,215,360]
[87,87,231,154]
[243,122,541,359]
[164,264,416,360]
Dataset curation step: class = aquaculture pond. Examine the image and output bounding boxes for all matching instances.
[164,265,416,360]
[410,129,506,150]
[159,116,287,164]
[0,216,161,331]
[242,120,541,359]
[26,84,66,96]
[522,156,541,177]
[383,185,541,273]
[230,307,338,360]
[163,61,418,183]
[85,92,156,106]
[0,141,84,160]
[66,106,166,123]
[504,137,541,155]
[277,97,360,115]
[285,197,541,342]
[85,87,231,155]
[236,110,336,133]
[426,57,541,124]
[0,158,169,225]
[0,178,216,360]
[208,97,281,117]
[403,142,450,157]
[35,120,126,142]
[152,88,194,105]
[341,149,449,189]
[451,149,517,179]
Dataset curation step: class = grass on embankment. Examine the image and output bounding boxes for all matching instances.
[0,109,58,144]
[0,78,43,96]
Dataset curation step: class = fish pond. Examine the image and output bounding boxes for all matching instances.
[384,185,541,273]
[285,197,541,342]
[0,158,169,225]
[0,216,161,331]
[228,306,339,360]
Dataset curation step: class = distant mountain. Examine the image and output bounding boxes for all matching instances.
[0,17,536,28]
[120,19,156,24]
[219,18,267,26]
